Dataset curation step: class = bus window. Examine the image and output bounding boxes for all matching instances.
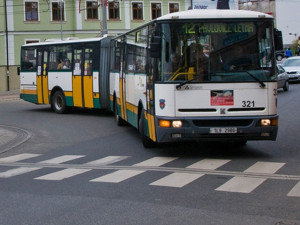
[21,48,36,71]
[84,48,93,75]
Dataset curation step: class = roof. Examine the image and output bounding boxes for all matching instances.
[22,37,105,47]
[156,9,273,21]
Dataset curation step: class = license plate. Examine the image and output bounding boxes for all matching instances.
[210,127,237,134]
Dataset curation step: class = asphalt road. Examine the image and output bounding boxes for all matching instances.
[0,85,299,225]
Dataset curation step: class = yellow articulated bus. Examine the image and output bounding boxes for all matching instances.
[20,10,280,148]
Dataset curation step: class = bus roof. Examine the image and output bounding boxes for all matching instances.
[156,9,273,21]
[22,37,105,47]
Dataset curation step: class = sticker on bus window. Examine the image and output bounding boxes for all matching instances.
[211,90,234,106]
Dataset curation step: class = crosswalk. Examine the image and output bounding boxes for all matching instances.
[0,153,300,197]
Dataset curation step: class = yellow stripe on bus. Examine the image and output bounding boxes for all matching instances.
[21,89,37,95]
[146,112,156,142]
[42,75,49,104]
[84,76,93,108]
[126,102,138,114]
[73,76,82,107]
[37,76,42,104]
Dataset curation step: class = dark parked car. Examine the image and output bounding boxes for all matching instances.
[276,50,285,61]
[277,64,289,91]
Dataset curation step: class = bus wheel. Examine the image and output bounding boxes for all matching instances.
[114,100,126,126]
[138,110,155,148]
[51,91,67,114]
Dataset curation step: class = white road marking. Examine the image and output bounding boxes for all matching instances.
[90,170,145,183]
[40,155,85,164]
[216,162,285,193]
[151,159,230,188]
[86,156,129,165]
[150,173,203,188]
[34,168,91,181]
[0,167,40,178]
[133,157,178,167]
[287,181,300,197]
[187,159,230,170]
[0,153,40,163]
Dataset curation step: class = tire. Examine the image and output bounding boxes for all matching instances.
[51,91,67,114]
[138,110,156,148]
[283,81,289,91]
[114,100,126,126]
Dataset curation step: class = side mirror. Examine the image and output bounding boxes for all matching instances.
[150,36,161,58]
[274,29,283,51]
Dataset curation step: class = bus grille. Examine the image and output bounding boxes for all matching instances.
[192,119,253,127]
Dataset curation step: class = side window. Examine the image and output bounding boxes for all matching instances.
[21,48,37,71]
[84,48,93,75]
[73,49,82,75]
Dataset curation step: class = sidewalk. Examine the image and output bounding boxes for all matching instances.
[0,89,20,101]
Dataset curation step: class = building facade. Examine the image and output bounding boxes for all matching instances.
[0,0,277,92]
[0,0,190,92]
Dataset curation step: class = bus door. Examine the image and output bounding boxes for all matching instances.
[73,47,94,108]
[119,39,127,120]
[36,49,49,104]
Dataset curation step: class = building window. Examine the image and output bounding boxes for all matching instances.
[52,2,65,21]
[87,1,98,20]
[132,2,143,20]
[169,3,179,13]
[25,40,39,44]
[151,3,161,20]
[25,2,38,21]
[108,1,120,20]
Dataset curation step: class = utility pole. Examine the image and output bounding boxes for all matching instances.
[4,0,10,91]
[100,0,107,36]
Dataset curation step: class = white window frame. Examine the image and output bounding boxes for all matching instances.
[168,2,180,14]
[131,1,144,21]
[24,0,40,22]
[150,1,163,20]
[85,0,100,20]
[50,0,67,22]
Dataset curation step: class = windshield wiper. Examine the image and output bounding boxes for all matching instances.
[176,79,195,90]
[244,71,266,88]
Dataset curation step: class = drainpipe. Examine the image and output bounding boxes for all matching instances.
[4,0,10,91]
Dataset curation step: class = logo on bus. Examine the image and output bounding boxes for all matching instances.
[159,99,166,109]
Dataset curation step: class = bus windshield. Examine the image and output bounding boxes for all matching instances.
[157,21,275,83]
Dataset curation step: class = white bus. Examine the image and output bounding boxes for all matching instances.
[20,10,279,147]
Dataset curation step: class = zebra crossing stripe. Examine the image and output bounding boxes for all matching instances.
[187,159,230,170]
[150,159,230,188]
[90,170,145,183]
[215,162,285,193]
[34,168,91,181]
[150,173,203,188]
[85,156,129,165]
[287,181,300,197]
[0,167,40,178]
[0,153,40,163]
[133,157,178,167]
[0,155,86,178]
[90,157,177,183]
[39,155,85,164]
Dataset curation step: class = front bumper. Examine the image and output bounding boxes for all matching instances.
[154,115,278,143]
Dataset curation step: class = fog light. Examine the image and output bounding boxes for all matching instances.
[261,119,271,126]
[159,120,171,128]
[172,120,182,128]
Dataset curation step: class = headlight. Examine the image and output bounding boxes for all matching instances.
[172,121,182,128]
[261,119,271,126]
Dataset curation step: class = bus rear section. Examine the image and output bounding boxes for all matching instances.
[20,38,111,113]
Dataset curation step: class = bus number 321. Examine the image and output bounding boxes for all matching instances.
[242,100,255,108]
